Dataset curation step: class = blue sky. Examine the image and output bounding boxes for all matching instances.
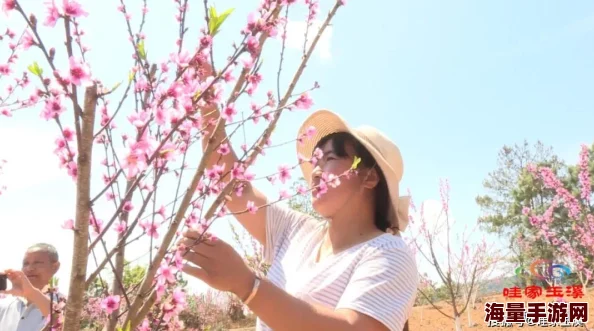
[0,0,593,293]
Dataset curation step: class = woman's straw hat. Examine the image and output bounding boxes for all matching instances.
[296,109,410,234]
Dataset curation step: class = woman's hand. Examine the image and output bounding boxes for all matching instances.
[179,230,256,300]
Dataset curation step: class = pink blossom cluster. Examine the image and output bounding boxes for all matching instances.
[410,180,495,286]
[524,144,594,283]
[1,0,347,328]
[80,295,108,327]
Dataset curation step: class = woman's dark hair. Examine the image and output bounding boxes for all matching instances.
[314,132,392,232]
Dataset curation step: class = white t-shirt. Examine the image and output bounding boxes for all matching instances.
[257,203,418,331]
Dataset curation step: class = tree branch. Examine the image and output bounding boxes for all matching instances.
[62,85,98,331]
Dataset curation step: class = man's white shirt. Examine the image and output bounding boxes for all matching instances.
[0,294,49,331]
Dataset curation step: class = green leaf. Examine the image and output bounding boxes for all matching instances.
[208,6,234,36]
[104,81,122,95]
[112,81,122,91]
[208,6,218,35]
[351,156,361,170]
[27,62,43,77]
[215,8,234,33]
[137,40,146,60]
[116,321,131,331]
[128,70,135,83]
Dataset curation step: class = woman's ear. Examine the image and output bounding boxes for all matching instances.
[361,167,380,190]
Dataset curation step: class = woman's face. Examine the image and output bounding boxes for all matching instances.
[310,139,365,218]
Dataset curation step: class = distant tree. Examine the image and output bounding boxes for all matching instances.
[287,177,322,220]
[414,180,502,331]
[476,140,565,269]
[522,143,594,291]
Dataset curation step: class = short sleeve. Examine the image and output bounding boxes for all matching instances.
[263,201,313,264]
[335,245,418,331]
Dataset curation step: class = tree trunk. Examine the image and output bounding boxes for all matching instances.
[62,86,98,331]
[105,180,134,331]
[105,234,126,331]
[467,303,472,327]
[455,315,463,331]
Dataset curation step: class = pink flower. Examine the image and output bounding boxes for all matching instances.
[61,219,74,230]
[22,31,35,49]
[242,55,255,69]
[246,201,258,214]
[295,93,313,109]
[41,95,66,120]
[2,0,16,13]
[279,189,291,200]
[222,103,237,122]
[217,143,230,155]
[0,64,11,75]
[66,161,77,180]
[68,56,91,86]
[157,205,166,218]
[170,50,191,67]
[114,221,127,234]
[314,180,328,198]
[134,77,148,92]
[231,163,245,180]
[246,36,259,56]
[234,183,245,197]
[311,147,324,165]
[0,109,11,117]
[304,126,316,139]
[44,2,60,27]
[578,144,591,204]
[120,136,155,179]
[158,142,178,163]
[139,219,159,239]
[297,185,308,195]
[100,295,120,314]
[138,320,150,331]
[157,263,177,284]
[155,279,166,301]
[199,35,212,48]
[206,164,225,181]
[89,215,104,236]
[243,170,255,181]
[325,173,341,188]
[278,164,291,184]
[122,200,133,212]
[171,287,186,309]
[62,127,75,141]
[62,0,88,17]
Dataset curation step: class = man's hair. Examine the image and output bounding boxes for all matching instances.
[27,243,59,262]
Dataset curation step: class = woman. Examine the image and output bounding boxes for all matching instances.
[180,107,418,331]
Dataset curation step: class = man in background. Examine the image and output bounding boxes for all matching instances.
[0,243,63,330]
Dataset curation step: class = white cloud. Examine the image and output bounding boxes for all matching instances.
[280,20,333,60]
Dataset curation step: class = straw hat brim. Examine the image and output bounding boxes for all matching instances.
[295,109,410,234]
